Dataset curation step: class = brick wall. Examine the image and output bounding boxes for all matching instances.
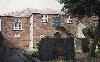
[1,14,90,49]
[32,14,59,47]
[0,14,62,48]
[1,16,30,49]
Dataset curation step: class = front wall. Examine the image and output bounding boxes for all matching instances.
[33,14,58,47]
[0,14,63,48]
[1,17,30,48]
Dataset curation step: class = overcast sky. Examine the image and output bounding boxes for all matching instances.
[0,0,63,14]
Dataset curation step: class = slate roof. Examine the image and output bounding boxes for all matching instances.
[3,8,64,17]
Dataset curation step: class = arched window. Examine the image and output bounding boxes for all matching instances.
[13,19,22,30]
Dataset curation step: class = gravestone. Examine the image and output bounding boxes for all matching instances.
[54,32,61,38]
[38,37,75,61]
[81,38,89,53]
[38,38,56,61]
[54,38,65,58]
[64,38,75,60]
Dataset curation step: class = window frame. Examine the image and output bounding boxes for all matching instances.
[13,19,22,30]
[66,16,72,24]
[42,14,48,23]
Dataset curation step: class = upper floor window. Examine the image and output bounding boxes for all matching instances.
[13,19,22,30]
[42,15,48,23]
[66,16,72,23]
[53,16,61,28]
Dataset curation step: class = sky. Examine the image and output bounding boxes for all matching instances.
[0,0,63,15]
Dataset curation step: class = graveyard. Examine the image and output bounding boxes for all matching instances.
[0,30,100,62]
[0,15,100,62]
[21,31,100,62]
[23,33,100,62]
[0,0,100,62]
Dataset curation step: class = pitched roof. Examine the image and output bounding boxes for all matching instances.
[40,8,63,14]
[3,8,63,17]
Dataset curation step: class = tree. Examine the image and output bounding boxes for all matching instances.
[82,22,96,41]
[82,22,100,50]
[58,0,100,57]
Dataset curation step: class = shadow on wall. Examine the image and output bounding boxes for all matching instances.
[0,32,20,50]
[0,32,5,48]
[0,32,6,55]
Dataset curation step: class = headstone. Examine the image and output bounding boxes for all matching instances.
[54,32,61,38]
[81,38,89,53]
[64,38,75,60]
[39,38,75,61]
[39,38,56,61]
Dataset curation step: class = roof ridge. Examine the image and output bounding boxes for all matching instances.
[2,8,63,17]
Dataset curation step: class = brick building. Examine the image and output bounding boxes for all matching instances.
[0,9,64,49]
[0,8,97,49]
[0,16,30,48]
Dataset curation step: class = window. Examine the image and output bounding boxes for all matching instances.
[53,16,61,28]
[66,16,72,23]
[13,19,22,30]
[0,18,1,31]
[42,15,48,23]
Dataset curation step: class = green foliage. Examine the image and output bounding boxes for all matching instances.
[0,32,5,46]
[82,22,96,41]
[58,0,100,17]
[23,51,39,62]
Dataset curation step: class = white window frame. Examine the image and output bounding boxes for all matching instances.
[66,16,72,23]
[0,18,1,31]
[42,15,48,23]
[13,19,22,30]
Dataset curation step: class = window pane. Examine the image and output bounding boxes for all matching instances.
[42,15,48,23]
[15,22,18,27]
[19,23,21,27]
[45,15,47,18]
